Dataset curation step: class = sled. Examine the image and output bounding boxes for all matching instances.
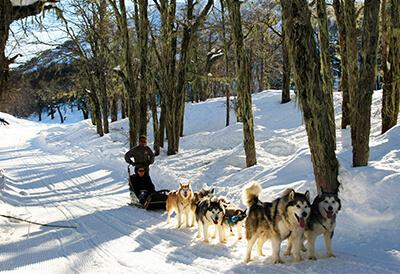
[142,189,169,210]
[127,164,168,211]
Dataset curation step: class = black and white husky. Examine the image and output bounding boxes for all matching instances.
[286,191,341,260]
[243,182,311,263]
[195,196,226,243]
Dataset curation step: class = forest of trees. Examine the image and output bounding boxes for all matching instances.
[0,0,399,193]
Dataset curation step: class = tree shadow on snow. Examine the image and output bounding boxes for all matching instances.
[0,206,163,271]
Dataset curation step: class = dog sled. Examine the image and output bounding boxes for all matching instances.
[128,165,168,210]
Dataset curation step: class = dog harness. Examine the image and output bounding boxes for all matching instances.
[227,215,240,232]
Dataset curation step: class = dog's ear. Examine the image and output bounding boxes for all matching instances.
[179,182,183,187]
[305,190,310,202]
[210,188,215,194]
[337,196,341,211]
[288,189,295,200]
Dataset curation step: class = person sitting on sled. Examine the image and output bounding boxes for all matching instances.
[129,165,156,205]
[124,135,154,175]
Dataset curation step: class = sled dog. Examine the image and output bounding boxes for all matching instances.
[286,191,341,260]
[166,182,195,228]
[221,205,247,241]
[243,182,311,263]
[195,195,226,243]
[190,186,215,226]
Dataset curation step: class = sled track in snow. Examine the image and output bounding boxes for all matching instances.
[6,140,219,273]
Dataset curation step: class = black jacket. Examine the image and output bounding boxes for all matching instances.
[129,174,155,197]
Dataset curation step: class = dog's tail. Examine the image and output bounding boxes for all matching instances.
[242,181,262,207]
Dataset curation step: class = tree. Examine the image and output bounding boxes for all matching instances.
[110,0,140,148]
[154,0,213,155]
[280,0,339,193]
[382,0,400,133]
[344,0,359,137]
[281,22,290,104]
[135,0,149,137]
[352,0,380,166]
[333,0,350,129]
[0,0,57,104]
[316,0,336,146]
[227,0,257,167]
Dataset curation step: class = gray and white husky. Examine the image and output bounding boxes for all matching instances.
[286,191,341,260]
[243,182,311,263]
[195,195,226,243]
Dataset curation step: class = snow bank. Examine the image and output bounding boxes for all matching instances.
[1,90,399,273]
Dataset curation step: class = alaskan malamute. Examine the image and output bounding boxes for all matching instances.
[195,196,226,243]
[286,191,341,260]
[190,186,215,226]
[243,182,311,263]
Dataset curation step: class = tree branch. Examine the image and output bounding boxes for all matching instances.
[12,0,58,21]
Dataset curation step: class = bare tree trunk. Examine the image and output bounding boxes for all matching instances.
[110,95,118,122]
[227,0,257,168]
[344,0,359,139]
[56,105,64,124]
[149,89,159,154]
[382,0,400,133]
[317,0,336,147]
[99,72,109,133]
[281,23,291,104]
[158,95,166,149]
[98,0,110,134]
[220,0,231,126]
[87,89,104,136]
[137,0,149,137]
[121,94,127,119]
[281,0,339,193]
[0,2,11,105]
[352,0,380,166]
[333,0,350,129]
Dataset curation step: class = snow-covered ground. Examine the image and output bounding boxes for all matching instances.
[0,90,399,273]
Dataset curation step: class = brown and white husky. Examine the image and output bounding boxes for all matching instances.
[166,182,195,228]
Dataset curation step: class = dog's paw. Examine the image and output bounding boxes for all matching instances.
[272,258,284,264]
[327,252,336,258]
[308,256,317,261]
[244,256,251,263]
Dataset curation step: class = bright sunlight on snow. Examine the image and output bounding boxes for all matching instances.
[1,90,399,273]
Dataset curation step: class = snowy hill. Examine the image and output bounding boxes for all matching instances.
[0,90,399,273]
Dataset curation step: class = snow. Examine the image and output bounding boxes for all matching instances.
[10,0,40,6]
[1,90,399,273]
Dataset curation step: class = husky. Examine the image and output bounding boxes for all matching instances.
[221,205,247,242]
[286,191,341,260]
[166,182,195,228]
[195,195,226,243]
[243,182,311,263]
[190,186,215,226]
